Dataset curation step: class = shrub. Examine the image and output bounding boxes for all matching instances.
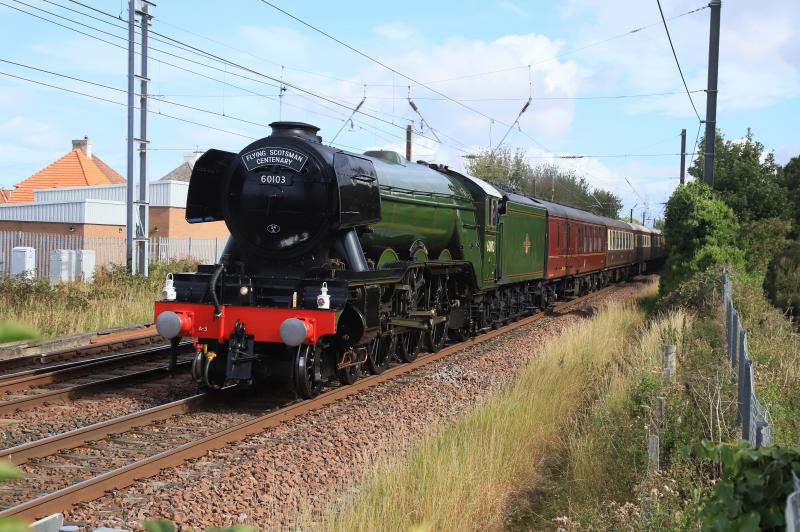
[661,182,743,295]
[764,240,800,317]
[0,259,197,338]
[0,321,38,343]
[692,442,800,530]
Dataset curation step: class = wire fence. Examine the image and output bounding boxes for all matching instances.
[0,231,226,279]
[787,472,800,531]
[722,271,772,447]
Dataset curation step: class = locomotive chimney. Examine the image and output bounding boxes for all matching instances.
[269,121,320,143]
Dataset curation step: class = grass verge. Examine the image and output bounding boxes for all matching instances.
[0,260,195,340]
[320,283,667,531]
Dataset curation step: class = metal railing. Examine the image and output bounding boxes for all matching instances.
[0,231,226,278]
[722,271,772,447]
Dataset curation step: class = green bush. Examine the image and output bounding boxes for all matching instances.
[764,240,800,316]
[143,520,254,532]
[739,218,792,283]
[0,321,38,343]
[0,259,198,338]
[661,181,743,295]
[692,442,800,531]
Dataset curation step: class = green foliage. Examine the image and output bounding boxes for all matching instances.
[739,217,792,282]
[0,259,197,338]
[692,442,800,531]
[0,462,26,532]
[0,462,21,482]
[764,240,800,315]
[463,148,623,218]
[782,155,800,232]
[661,181,743,294]
[689,131,792,223]
[143,519,255,532]
[0,321,38,343]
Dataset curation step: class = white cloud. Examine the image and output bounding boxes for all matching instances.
[775,143,800,165]
[561,0,800,116]
[330,31,586,160]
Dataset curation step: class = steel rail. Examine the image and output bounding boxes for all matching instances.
[0,392,213,465]
[0,342,189,393]
[0,359,192,415]
[0,285,618,522]
[0,328,161,374]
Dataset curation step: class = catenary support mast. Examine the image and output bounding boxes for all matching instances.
[703,0,721,186]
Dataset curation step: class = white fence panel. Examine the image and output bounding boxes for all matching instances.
[0,231,226,279]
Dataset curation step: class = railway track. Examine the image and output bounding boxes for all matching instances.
[0,342,193,414]
[0,284,620,523]
[0,327,162,376]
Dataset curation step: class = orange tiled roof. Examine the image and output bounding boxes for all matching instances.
[0,189,11,203]
[4,149,125,203]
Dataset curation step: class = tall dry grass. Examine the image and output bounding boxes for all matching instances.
[557,308,692,512]
[321,290,664,532]
[0,260,195,340]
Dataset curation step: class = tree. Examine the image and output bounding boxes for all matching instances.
[764,240,800,317]
[782,155,800,233]
[464,148,623,218]
[661,181,743,294]
[590,189,623,219]
[689,130,792,223]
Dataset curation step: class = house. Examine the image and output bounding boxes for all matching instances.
[0,143,227,240]
[0,137,124,204]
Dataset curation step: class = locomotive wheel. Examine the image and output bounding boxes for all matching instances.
[366,335,389,374]
[398,330,421,362]
[338,349,360,385]
[427,320,447,353]
[427,323,447,352]
[339,364,359,385]
[425,275,449,353]
[294,345,321,399]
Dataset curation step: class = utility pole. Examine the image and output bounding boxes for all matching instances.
[642,211,645,225]
[126,0,135,274]
[137,0,153,277]
[126,0,154,276]
[703,0,722,187]
[405,124,412,161]
[630,208,633,223]
[680,128,687,185]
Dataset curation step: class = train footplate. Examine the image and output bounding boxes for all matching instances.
[226,321,256,380]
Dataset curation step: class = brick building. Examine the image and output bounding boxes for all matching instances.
[0,140,228,239]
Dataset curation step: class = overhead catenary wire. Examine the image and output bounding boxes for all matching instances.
[654,0,702,121]
[66,0,391,88]
[493,97,532,155]
[257,0,533,138]
[0,70,257,139]
[5,0,701,174]
[329,96,366,145]
[421,3,709,85]
[3,0,453,151]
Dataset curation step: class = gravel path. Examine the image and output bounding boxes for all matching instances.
[65,279,652,530]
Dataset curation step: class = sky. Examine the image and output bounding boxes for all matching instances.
[0,0,798,224]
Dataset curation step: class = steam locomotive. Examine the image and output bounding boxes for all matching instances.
[154,121,664,398]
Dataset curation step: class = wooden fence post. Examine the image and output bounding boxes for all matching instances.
[662,345,676,382]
